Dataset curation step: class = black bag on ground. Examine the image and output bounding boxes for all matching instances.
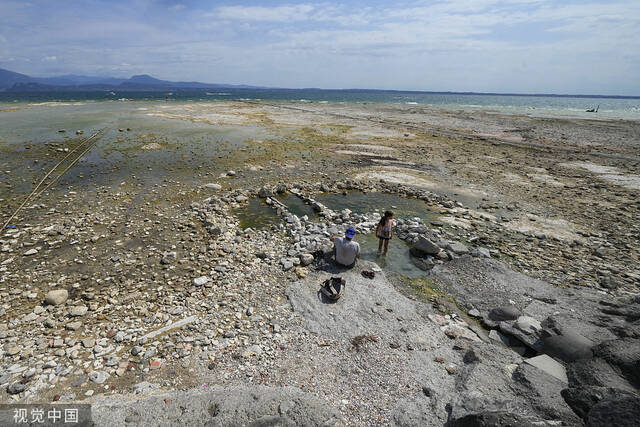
[321,277,345,300]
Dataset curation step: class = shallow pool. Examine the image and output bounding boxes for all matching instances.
[315,191,439,223]
[276,193,317,219]
[358,232,425,279]
[233,198,281,230]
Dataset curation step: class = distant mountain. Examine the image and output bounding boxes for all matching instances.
[0,68,33,88]
[0,67,263,91]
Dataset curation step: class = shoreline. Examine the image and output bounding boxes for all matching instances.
[1,101,639,424]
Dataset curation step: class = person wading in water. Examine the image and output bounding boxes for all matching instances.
[376,210,394,256]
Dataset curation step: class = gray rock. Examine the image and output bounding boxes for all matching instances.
[511,362,582,424]
[592,338,640,388]
[497,319,543,351]
[411,256,435,271]
[282,261,294,271]
[586,395,640,427]
[299,253,314,267]
[561,386,637,421]
[567,357,634,390]
[523,355,568,383]
[542,333,593,362]
[69,305,88,317]
[450,411,538,427]
[488,329,511,346]
[515,316,541,334]
[468,309,481,318]
[5,345,20,356]
[45,289,68,306]
[204,183,222,190]
[91,385,343,426]
[66,321,82,331]
[446,391,535,427]
[412,236,440,256]
[193,276,210,286]
[90,371,110,384]
[489,305,521,321]
[7,382,26,394]
[449,242,468,255]
[143,347,157,359]
[132,381,159,394]
[258,187,272,198]
[471,247,491,258]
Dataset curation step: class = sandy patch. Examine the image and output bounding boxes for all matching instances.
[345,144,395,151]
[349,127,409,138]
[502,172,528,184]
[476,132,524,142]
[440,216,472,229]
[370,159,416,166]
[528,167,548,173]
[145,111,250,126]
[354,167,438,188]
[334,150,384,157]
[355,166,490,205]
[560,161,640,190]
[504,214,582,242]
[528,173,565,187]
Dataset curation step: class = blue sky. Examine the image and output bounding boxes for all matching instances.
[0,0,638,94]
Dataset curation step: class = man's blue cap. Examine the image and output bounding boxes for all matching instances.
[345,227,356,238]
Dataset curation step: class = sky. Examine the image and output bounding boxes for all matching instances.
[0,0,638,95]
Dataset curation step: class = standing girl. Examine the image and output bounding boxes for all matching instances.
[376,210,394,256]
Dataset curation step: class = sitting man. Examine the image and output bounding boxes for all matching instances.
[330,227,360,268]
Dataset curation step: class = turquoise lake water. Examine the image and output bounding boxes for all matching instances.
[1,89,638,120]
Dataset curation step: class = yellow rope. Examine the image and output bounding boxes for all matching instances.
[1,127,108,230]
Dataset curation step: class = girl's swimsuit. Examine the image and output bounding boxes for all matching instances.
[378,220,393,240]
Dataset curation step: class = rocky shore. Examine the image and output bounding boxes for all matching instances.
[1,101,639,425]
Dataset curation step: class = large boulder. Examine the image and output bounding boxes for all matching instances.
[542,333,594,363]
[412,236,440,256]
[488,305,521,321]
[561,386,637,421]
[586,394,640,427]
[592,338,640,388]
[511,363,582,424]
[450,411,538,427]
[567,357,636,391]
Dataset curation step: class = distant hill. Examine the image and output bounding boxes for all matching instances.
[0,67,263,91]
[0,68,33,88]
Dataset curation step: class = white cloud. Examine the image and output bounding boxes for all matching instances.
[0,0,638,93]
[215,4,316,22]
[42,55,57,61]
